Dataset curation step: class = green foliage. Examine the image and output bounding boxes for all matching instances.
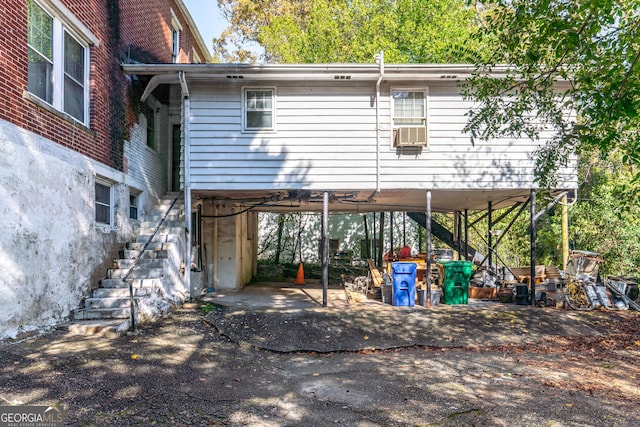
[463,0,640,189]
[568,156,640,276]
[198,303,220,314]
[215,0,490,64]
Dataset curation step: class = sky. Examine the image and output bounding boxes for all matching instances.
[182,0,227,56]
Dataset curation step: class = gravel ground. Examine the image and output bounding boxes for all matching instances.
[1,302,639,426]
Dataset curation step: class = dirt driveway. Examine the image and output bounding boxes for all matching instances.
[1,286,639,426]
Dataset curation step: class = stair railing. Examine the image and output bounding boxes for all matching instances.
[123,191,184,332]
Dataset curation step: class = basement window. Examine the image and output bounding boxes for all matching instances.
[129,193,139,220]
[95,181,112,225]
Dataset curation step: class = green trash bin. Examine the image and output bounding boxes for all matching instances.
[438,261,473,304]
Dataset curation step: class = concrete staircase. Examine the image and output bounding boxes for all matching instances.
[72,193,188,329]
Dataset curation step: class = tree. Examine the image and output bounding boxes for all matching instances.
[213,0,487,64]
[463,0,640,190]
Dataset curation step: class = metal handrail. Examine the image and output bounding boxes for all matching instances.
[124,191,184,332]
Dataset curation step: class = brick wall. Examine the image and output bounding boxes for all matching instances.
[0,0,121,169]
[0,0,208,173]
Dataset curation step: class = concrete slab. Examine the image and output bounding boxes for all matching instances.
[201,280,356,309]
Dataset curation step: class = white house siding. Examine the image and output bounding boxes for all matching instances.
[189,81,378,191]
[0,119,150,340]
[124,105,169,211]
[188,80,577,193]
[379,83,577,190]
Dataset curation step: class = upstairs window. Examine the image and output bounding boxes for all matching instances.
[392,89,428,147]
[27,0,91,125]
[170,8,182,63]
[392,90,426,127]
[243,88,275,131]
[171,28,180,63]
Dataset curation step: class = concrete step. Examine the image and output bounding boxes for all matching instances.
[85,297,137,309]
[144,213,183,222]
[64,320,126,338]
[108,267,165,279]
[138,220,184,229]
[92,287,153,298]
[73,307,132,320]
[100,278,162,288]
[113,258,166,269]
[135,234,181,244]
[137,226,185,236]
[119,249,169,259]
[126,241,178,251]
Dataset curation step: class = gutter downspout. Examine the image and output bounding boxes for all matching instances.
[179,71,192,299]
[374,51,384,195]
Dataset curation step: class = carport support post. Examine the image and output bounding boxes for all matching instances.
[487,201,493,270]
[390,211,394,257]
[322,191,329,307]
[530,189,536,306]
[456,211,462,260]
[464,209,469,261]
[425,190,432,308]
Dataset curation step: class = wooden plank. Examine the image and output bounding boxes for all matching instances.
[367,259,384,288]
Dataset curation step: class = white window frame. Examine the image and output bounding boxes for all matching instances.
[242,87,276,132]
[27,0,94,126]
[390,87,429,148]
[95,178,114,226]
[129,191,140,220]
[170,8,182,63]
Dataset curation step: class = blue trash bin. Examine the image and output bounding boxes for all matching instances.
[391,262,417,307]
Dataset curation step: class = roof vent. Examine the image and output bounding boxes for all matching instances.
[334,75,351,80]
[226,75,244,79]
[439,74,457,79]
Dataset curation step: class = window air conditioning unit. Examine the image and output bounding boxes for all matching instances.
[393,127,427,147]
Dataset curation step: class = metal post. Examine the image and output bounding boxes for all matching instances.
[322,192,329,307]
[402,212,406,247]
[561,195,569,269]
[390,211,394,258]
[464,209,469,261]
[456,211,462,260]
[377,212,384,267]
[425,190,432,308]
[530,189,537,306]
[487,201,493,271]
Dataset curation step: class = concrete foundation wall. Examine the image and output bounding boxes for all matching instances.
[0,119,146,340]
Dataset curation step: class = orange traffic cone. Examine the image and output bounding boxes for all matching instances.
[295,262,305,285]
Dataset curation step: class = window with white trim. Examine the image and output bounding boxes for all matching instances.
[391,89,428,147]
[27,0,90,124]
[243,88,275,131]
[170,9,182,63]
[95,181,113,225]
[392,89,426,126]
[129,193,139,220]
